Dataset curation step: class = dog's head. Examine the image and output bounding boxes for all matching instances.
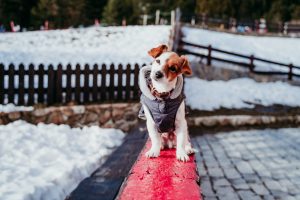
[148,44,192,93]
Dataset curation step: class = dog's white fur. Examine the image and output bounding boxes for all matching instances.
[141,51,194,162]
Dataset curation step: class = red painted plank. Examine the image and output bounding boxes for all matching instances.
[118,140,202,200]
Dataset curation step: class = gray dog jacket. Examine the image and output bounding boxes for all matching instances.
[138,66,185,133]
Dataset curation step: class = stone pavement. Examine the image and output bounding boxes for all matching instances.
[191,128,300,200]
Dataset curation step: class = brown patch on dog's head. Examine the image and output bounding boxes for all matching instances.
[163,53,192,81]
[148,44,168,58]
[180,55,192,76]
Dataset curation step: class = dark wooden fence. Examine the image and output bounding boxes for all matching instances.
[0,63,142,106]
[178,40,300,80]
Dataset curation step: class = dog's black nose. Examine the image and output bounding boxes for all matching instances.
[155,71,163,79]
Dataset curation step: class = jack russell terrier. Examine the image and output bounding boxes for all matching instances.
[138,44,194,162]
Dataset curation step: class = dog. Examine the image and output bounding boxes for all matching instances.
[138,44,194,162]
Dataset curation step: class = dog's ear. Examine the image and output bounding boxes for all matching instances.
[148,44,168,58]
[180,55,192,76]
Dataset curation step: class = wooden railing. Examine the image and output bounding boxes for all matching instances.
[0,63,142,106]
[178,40,300,80]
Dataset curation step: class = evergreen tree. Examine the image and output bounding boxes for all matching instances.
[292,5,300,20]
[56,0,85,28]
[102,0,121,25]
[31,0,58,28]
[102,0,141,25]
[84,0,108,24]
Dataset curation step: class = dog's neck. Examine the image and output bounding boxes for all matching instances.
[148,81,174,99]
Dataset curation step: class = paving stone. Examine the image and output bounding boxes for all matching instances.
[250,183,270,195]
[207,167,224,178]
[236,161,255,174]
[204,197,218,200]
[223,168,241,180]
[217,193,240,200]
[288,186,300,196]
[262,194,275,200]
[271,191,289,200]
[271,172,286,180]
[213,178,231,188]
[237,190,257,200]
[201,180,215,198]
[285,196,298,200]
[231,178,250,190]
[215,186,234,195]
[257,170,272,178]
[243,173,261,184]
[264,180,282,191]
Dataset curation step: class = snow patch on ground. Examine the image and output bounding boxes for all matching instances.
[0,25,171,67]
[0,103,34,113]
[0,121,125,200]
[182,27,300,72]
[185,77,300,111]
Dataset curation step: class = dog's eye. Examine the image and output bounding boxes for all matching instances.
[156,59,160,64]
[169,66,177,72]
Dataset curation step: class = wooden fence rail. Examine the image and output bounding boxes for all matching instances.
[179,40,300,80]
[0,63,142,106]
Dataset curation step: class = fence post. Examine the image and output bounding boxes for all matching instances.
[171,8,181,52]
[249,55,255,72]
[155,10,160,25]
[171,10,175,26]
[288,64,293,81]
[283,22,288,35]
[191,17,195,25]
[143,14,148,26]
[207,45,212,66]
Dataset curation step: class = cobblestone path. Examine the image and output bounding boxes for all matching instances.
[192,128,300,200]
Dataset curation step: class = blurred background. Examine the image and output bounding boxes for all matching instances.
[0,0,299,31]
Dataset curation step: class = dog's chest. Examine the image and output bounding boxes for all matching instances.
[141,94,184,133]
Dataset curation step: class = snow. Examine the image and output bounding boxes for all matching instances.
[0,120,125,200]
[0,103,34,113]
[182,27,300,72]
[0,25,171,68]
[185,77,300,111]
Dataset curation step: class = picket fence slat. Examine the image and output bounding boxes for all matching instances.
[75,64,81,104]
[0,64,4,104]
[38,64,44,103]
[117,64,123,101]
[84,64,90,103]
[18,64,25,105]
[92,64,98,102]
[8,64,15,104]
[28,64,35,105]
[109,64,115,101]
[66,64,72,103]
[47,65,54,105]
[101,64,107,101]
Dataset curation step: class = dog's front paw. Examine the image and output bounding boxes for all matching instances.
[145,148,160,158]
[176,149,189,162]
[185,145,195,155]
